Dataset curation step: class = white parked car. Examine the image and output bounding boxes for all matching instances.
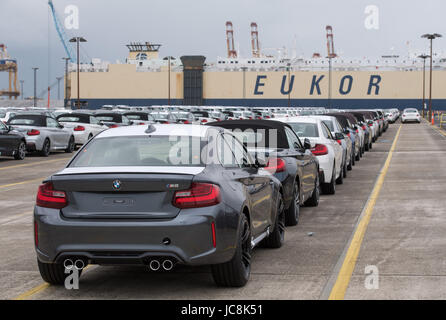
[401,108,421,123]
[281,116,344,194]
[315,115,353,176]
[56,113,108,146]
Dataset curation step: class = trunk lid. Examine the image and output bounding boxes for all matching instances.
[52,172,195,219]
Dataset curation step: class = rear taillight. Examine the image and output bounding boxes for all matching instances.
[311,144,329,156]
[201,119,208,123]
[173,183,221,209]
[36,182,68,209]
[347,133,351,138]
[265,158,286,173]
[265,116,271,119]
[74,125,85,131]
[336,140,342,145]
[27,129,40,136]
[183,120,191,124]
[248,117,253,120]
[362,125,366,130]
[138,122,145,125]
[110,124,119,128]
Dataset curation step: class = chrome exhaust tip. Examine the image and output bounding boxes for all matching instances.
[149,259,161,271]
[162,259,174,271]
[63,259,74,270]
[74,259,86,270]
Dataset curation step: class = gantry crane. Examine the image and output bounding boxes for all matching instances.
[326,25,337,58]
[251,22,260,58]
[226,21,237,58]
[0,44,19,100]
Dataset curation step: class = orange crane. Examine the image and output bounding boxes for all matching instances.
[0,44,19,100]
[251,22,260,58]
[226,21,237,58]
[326,25,337,58]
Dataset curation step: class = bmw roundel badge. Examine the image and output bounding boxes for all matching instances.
[112,180,122,191]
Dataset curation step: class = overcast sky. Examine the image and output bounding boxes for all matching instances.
[1,0,446,99]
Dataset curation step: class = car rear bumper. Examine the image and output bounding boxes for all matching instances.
[34,204,237,267]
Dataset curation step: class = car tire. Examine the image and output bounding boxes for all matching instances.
[322,164,336,195]
[40,139,50,157]
[342,159,347,178]
[369,142,373,150]
[365,141,369,151]
[37,260,66,285]
[285,182,300,226]
[355,150,360,161]
[263,195,285,249]
[351,152,356,166]
[336,161,344,185]
[211,214,251,287]
[305,174,320,207]
[65,136,75,153]
[347,153,353,170]
[14,141,26,160]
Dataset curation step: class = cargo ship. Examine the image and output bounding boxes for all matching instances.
[67,42,446,111]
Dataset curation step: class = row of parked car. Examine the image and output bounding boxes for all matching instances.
[0,106,399,162]
[31,105,397,287]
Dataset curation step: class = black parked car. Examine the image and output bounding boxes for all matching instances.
[34,124,284,287]
[0,121,26,160]
[208,120,320,226]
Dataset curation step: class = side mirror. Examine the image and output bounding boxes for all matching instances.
[335,132,345,140]
[304,138,312,150]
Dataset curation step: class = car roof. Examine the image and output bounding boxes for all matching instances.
[96,124,216,139]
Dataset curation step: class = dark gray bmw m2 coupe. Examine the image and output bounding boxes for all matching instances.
[34,124,284,287]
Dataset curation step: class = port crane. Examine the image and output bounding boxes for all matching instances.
[251,22,260,58]
[326,25,337,58]
[0,44,19,100]
[48,0,76,63]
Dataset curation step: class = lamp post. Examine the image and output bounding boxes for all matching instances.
[32,67,39,108]
[63,57,70,109]
[241,66,248,106]
[327,55,333,109]
[69,37,87,109]
[20,80,24,100]
[418,54,430,118]
[56,76,63,100]
[287,63,291,109]
[421,33,442,123]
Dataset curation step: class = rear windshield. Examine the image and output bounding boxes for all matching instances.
[70,136,205,167]
[126,114,144,120]
[404,109,418,113]
[9,118,38,125]
[288,123,319,137]
[58,116,83,123]
[96,116,116,122]
[0,112,5,118]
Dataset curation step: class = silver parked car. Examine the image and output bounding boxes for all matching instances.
[8,114,75,157]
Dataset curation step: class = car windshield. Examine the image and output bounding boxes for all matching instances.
[70,136,206,167]
[288,123,319,137]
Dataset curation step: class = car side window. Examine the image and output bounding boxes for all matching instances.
[47,117,60,128]
[321,122,334,139]
[285,127,303,150]
[90,116,99,124]
[0,121,6,131]
[221,133,253,168]
[217,134,238,168]
[122,116,130,125]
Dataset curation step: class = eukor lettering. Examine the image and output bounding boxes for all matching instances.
[252,75,382,96]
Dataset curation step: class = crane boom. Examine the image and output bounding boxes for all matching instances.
[48,0,76,63]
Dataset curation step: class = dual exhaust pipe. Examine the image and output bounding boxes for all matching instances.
[63,258,87,271]
[148,259,174,272]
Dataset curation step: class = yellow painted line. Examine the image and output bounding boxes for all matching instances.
[0,177,44,189]
[12,265,93,300]
[13,283,50,300]
[328,124,402,300]
[0,157,70,171]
